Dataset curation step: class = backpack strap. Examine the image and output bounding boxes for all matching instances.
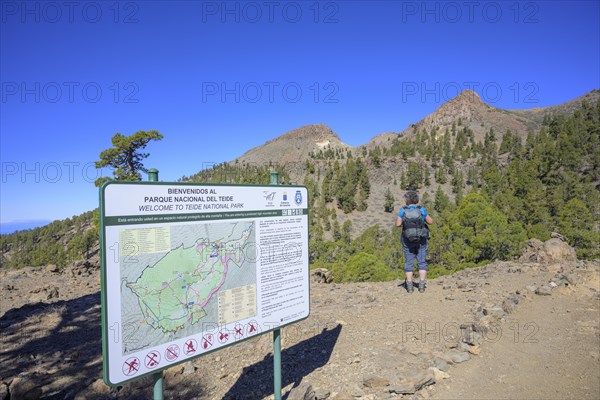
[402,205,423,217]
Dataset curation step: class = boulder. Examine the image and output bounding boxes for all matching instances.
[482,304,506,319]
[389,382,416,394]
[446,350,470,364]
[432,357,449,372]
[391,370,435,394]
[363,376,390,388]
[429,367,450,382]
[288,382,317,400]
[535,285,552,296]
[521,238,577,264]
[331,393,354,400]
[542,239,577,262]
[47,287,59,300]
[9,376,43,400]
[0,382,8,400]
[311,268,333,284]
[46,264,59,273]
[314,389,331,400]
[520,239,544,262]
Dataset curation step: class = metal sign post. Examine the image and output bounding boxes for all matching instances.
[270,170,282,400]
[148,169,164,400]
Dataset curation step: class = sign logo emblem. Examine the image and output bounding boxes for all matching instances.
[263,191,276,201]
[295,190,302,206]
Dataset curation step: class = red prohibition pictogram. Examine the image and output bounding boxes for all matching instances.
[144,350,161,369]
[183,339,197,356]
[234,323,244,340]
[165,344,180,362]
[202,334,214,350]
[122,357,140,376]
[245,320,260,336]
[218,329,229,344]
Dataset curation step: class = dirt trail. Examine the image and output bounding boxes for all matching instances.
[430,288,600,400]
[1,253,599,399]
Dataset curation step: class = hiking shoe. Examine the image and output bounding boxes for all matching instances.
[406,281,414,293]
[418,280,426,293]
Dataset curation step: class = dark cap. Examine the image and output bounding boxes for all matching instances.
[403,190,419,204]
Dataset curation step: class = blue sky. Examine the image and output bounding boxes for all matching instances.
[1,0,599,233]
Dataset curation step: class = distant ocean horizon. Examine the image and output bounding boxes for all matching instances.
[0,220,53,235]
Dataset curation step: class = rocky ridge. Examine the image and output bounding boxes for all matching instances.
[232,90,600,167]
[389,88,599,146]
[219,90,600,239]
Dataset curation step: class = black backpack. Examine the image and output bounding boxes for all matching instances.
[402,206,428,243]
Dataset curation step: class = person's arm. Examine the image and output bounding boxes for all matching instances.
[396,208,404,227]
[420,207,433,225]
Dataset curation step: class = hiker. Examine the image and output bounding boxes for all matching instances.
[395,190,433,293]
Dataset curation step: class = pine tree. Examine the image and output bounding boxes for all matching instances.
[384,188,395,212]
[322,166,334,202]
[332,219,341,241]
[421,192,433,211]
[499,129,513,155]
[446,192,526,266]
[370,146,382,168]
[94,130,163,186]
[357,158,371,210]
[406,161,424,189]
[451,169,464,194]
[341,220,352,244]
[466,166,479,187]
[435,166,448,184]
[424,164,431,186]
[559,198,598,251]
[434,186,451,214]
[400,171,407,189]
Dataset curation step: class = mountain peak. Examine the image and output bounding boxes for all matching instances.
[278,124,341,143]
[403,88,497,139]
[235,124,349,165]
[451,89,483,105]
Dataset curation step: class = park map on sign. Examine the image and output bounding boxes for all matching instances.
[120,222,256,355]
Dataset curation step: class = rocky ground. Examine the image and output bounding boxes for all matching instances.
[1,238,599,400]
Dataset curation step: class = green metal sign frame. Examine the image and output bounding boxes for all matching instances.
[100,178,310,396]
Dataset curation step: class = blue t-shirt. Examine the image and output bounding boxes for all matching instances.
[398,205,428,222]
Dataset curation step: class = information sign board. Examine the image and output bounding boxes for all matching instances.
[100,182,309,386]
